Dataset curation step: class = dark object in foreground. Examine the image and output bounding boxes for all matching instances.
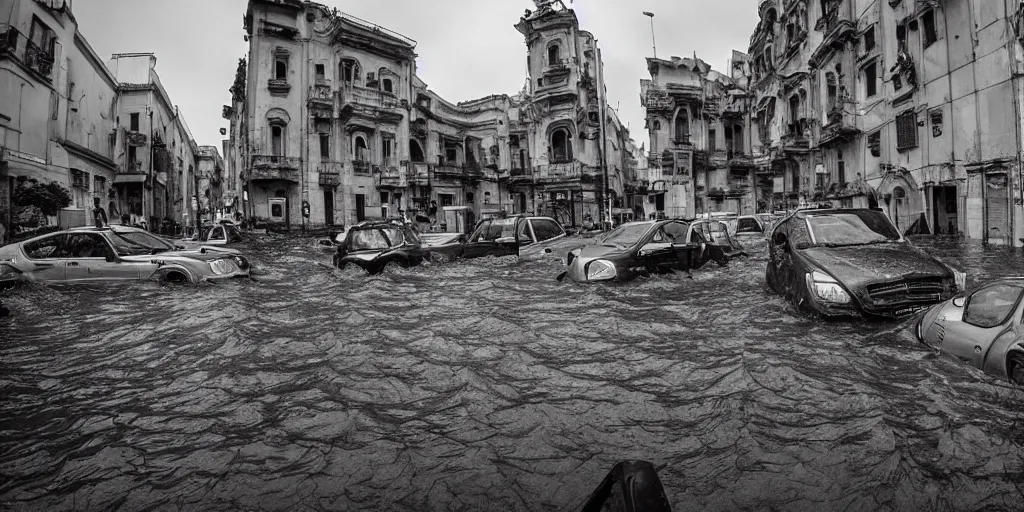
[915,278,1024,385]
[333,220,430,274]
[562,219,743,283]
[765,208,964,319]
[579,460,672,512]
[0,302,8,317]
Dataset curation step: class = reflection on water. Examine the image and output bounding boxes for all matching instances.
[1,234,1024,511]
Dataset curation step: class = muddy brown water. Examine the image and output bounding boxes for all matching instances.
[1,234,1023,511]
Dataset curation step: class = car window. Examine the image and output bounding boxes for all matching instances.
[59,233,115,259]
[790,218,813,249]
[23,234,65,259]
[737,218,762,233]
[227,227,243,243]
[113,230,175,251]
[349,229,391,250]
[210,226,226,241]
[380,228,405,246]
[704,221,731,244]
[662,222,687,242]
[404,227,422,244]
[690,227,706,244]
[475,218,516,242]
[965,284,1024,328]
[530,219,563,242]
[806,212,901,246]
[469,221,492,243]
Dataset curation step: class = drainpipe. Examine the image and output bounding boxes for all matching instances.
[596,44,610,227]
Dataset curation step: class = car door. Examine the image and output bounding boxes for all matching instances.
[521,218,566,259]
[461,220,496,259]
[19,234,68,281]
[61,233,140,282]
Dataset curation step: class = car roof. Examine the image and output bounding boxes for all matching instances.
[794,208,882,218]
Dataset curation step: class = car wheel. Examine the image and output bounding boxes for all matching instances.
[714,255,729,267]
[1007,352,1024,385]
[162,270,190,284]
[382,259,409,272]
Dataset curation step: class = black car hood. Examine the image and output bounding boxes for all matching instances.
[801,244,950,284]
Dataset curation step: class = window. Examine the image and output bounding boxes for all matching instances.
[838,160,846,185]
[530,219,563,241]
[964,284,1024,328]
[272,126,284,155]
[708,128,717,151]
[736,218,762,234]
[930,109,943,137]
[275,60,287,80]
[733,126,743,153]
[922,10,938,48]
[548,44,560,64]
[24,235,63,259]
[410,140,424,162]
[354,136,368,161]
[896,22,907,48]
[383,137,394,163]
[864,62,877,97]
[382,78,393,93]
[674,112,689,142]
[130,113,140,131]
[28,16,55,58]
[896,110,918,150]
[863,27,875,53]
[789,95,800,128]
[127,146,137,166]
[319,132,329,159]
[551,128,573,162]
[341,59,359,83]
[868,131,881,157]
[439,194,455,207]
[315,64,325,81]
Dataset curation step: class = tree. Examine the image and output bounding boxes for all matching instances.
[12,178,72,216]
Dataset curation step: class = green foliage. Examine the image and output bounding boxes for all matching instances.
[12,178,72,216]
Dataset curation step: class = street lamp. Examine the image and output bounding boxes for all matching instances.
[643,11,657,59]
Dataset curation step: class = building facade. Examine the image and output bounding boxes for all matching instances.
[748,0,1024,245]
[0,1,203,241]
[641,55,756,219]
[107,53,199,232]
[231,0,635,232]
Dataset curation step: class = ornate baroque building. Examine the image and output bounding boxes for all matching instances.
[748,0,1024,245]
[227,0,635,231]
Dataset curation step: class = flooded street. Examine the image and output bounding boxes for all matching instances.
[2,235,1024,511]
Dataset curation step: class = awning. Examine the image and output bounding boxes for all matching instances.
[114,174,147,184]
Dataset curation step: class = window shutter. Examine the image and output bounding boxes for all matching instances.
[896,111,918,150]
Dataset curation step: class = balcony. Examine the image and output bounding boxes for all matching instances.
[781,122,811,152]
[543,58,572,77]
[339,87,404,124]
[0,26,55,82]
[118,160,146,175]
[819,106,860,146]
[538,162,582,182]
[250,154,301,183]
[352,160,371,176]
[672,135,692,147]
[727,150,754,168]
[317,162,342,187]
[406,162,429,185]
[708,149,728,168]
[433,164,465,179]
[376,165,407,188]
[267,78,291,94]
[308,83,334,116]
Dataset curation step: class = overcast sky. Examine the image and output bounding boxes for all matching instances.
[75,0,760,152]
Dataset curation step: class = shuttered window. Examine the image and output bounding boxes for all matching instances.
[896,110,918,150]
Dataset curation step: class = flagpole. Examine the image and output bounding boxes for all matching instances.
[643,12,656,59]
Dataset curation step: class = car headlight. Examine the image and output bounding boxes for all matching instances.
[807,270,852,304]
[586,259,617,281]
[210,258,239,275]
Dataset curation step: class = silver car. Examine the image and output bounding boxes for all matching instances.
[0,225,251,285]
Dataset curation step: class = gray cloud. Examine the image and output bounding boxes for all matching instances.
[75,0,760,148]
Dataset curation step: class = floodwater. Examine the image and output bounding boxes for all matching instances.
[2,234,1024,511]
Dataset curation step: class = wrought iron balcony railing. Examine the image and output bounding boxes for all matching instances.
[0,25,55,82]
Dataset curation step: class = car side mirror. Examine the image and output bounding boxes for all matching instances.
[105,253,118,263]
[953,296,966,307]
[773,233,790,252]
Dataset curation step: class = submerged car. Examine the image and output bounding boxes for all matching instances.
[562,218,739,283]
[332,220,430,274]
[0,226,251,285]
[425,215,567,261]
[915,278,1024,385]
[766,208,964,319]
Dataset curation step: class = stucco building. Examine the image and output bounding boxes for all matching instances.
[229,0,635,231]
[748,0,1024,245]
[0,1,203,240]
[641,54,756,218]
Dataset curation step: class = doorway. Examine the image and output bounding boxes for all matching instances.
[931,185,957,235]
[324,188,335,226]
[985,173,1008,243]
[355,193,365,222]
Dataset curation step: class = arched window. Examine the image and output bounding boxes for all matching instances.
[271,125,284,156]
[548,44,560,65]
[275,60,287,80]
[382,78,393,93]
[353,135,368,161]
[733,125,743,153]
[551,128,573,162]
[341,59,360,84]
[410,140,424,162]
[673,111,689,143]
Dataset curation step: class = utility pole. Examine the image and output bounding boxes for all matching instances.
[597,43,610,228]
[643,12,657,59]
[193,168,202,237]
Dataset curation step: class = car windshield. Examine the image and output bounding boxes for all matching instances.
[112,230,175,252]
[106,233,155,256]
[805,212,901,247]
[349,228,404,250]
[599,223,654,248]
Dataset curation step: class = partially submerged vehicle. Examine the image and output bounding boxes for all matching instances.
[766,208,964,319]
[915,278,1024,385]
[579,460,672,512]
[178,222,244,252]
[0,225,251,285]
[425,214,567,261]
[332,220,430,274]
[561,218,743,283]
